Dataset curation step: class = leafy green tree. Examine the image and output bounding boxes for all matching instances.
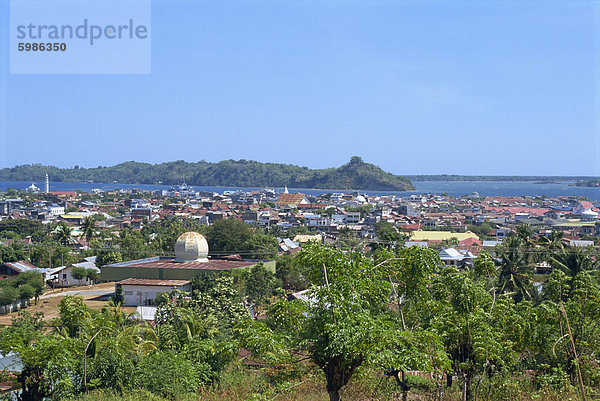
[113,286,124,305]
[243,263,281,304]
[243,233,278,260]
[376,245,440,329]
[294,242,446,401]
[18,284,35,302]
[275,253,309,291]
[85,268,99,284]
[57,295,92,337]
[119,229,151,261]
[533,272,600,389]
[466,222,495,239]
[0,315,78,401]
[205,218,253,255]
[52,246,77,268]
[374,220,404,245]
[0,285,18,314]
[70,266,88,286]
[30,246,51,268]
[96,250,122,267]
[538,230,563,249]
[429,268,520,401]
[16,271,45,304]
[516,223,534,247]
[0,219,44,238]
[543,269,571,303]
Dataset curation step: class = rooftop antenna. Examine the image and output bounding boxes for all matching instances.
[45,174,49,193]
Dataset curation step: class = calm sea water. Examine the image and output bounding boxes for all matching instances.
[0,181,598,201]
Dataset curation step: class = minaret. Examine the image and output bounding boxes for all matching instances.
[45,174,49,193]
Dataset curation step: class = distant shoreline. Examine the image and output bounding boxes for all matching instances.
[406,176,595,182]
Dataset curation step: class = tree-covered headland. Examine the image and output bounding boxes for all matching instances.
[0,157,414,191]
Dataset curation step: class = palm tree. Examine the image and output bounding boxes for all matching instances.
[516,223,534,247]
[496,235,535,301]
[538,230,563,250]
[54,222,75,247]
[81,217,98,243]
[549,245,596,279]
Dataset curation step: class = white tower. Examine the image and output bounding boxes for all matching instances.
[45,174,49,193]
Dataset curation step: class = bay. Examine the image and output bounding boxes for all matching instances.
[0,181,598,201]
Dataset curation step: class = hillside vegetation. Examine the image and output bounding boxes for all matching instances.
[0,156,414,191]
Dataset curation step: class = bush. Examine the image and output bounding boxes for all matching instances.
[134,350,211,399]
[85,347,136,392]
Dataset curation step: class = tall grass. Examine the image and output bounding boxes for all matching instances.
[69,367,584,401]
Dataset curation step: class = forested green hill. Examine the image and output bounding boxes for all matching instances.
[0,156,414,191]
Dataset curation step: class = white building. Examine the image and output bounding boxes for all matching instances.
[51,257,100,287]
[439,248,476,268]
[117,278,192,306]
[26,183,40,193]
[580,209,598,221]
[306,214,330,228]
[46,203,65,217]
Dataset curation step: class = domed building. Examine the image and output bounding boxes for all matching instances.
[26,183,40,193]
[174,232,209,262]
[102,232,276,306]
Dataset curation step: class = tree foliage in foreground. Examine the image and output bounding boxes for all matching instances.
[0,238,599,401]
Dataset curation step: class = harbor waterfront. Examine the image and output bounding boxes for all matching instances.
[1,180,599,200]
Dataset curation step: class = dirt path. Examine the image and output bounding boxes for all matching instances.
[0,282,134,326]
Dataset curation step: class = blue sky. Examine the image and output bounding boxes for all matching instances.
[1,0,599,176]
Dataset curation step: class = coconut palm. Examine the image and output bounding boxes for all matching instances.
[54,222,75,247]
[81,217,98,243]
[516,223,534,247]
[549,245,596,279]
[538,230,563,250]
[496,234,535,301]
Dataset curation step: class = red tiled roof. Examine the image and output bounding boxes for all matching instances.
[459,237,482,246]
[399,224,421,231]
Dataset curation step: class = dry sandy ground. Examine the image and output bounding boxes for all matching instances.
[0,282,136,325]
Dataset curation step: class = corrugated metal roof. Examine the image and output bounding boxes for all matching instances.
[71,261,100,272]
[3,260,42,273]
[117,278,191,286]
[109,257,256,271]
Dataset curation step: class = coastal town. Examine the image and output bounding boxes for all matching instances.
[3,172,600,401]
[3,0,599,398]
[1,179,598,299]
